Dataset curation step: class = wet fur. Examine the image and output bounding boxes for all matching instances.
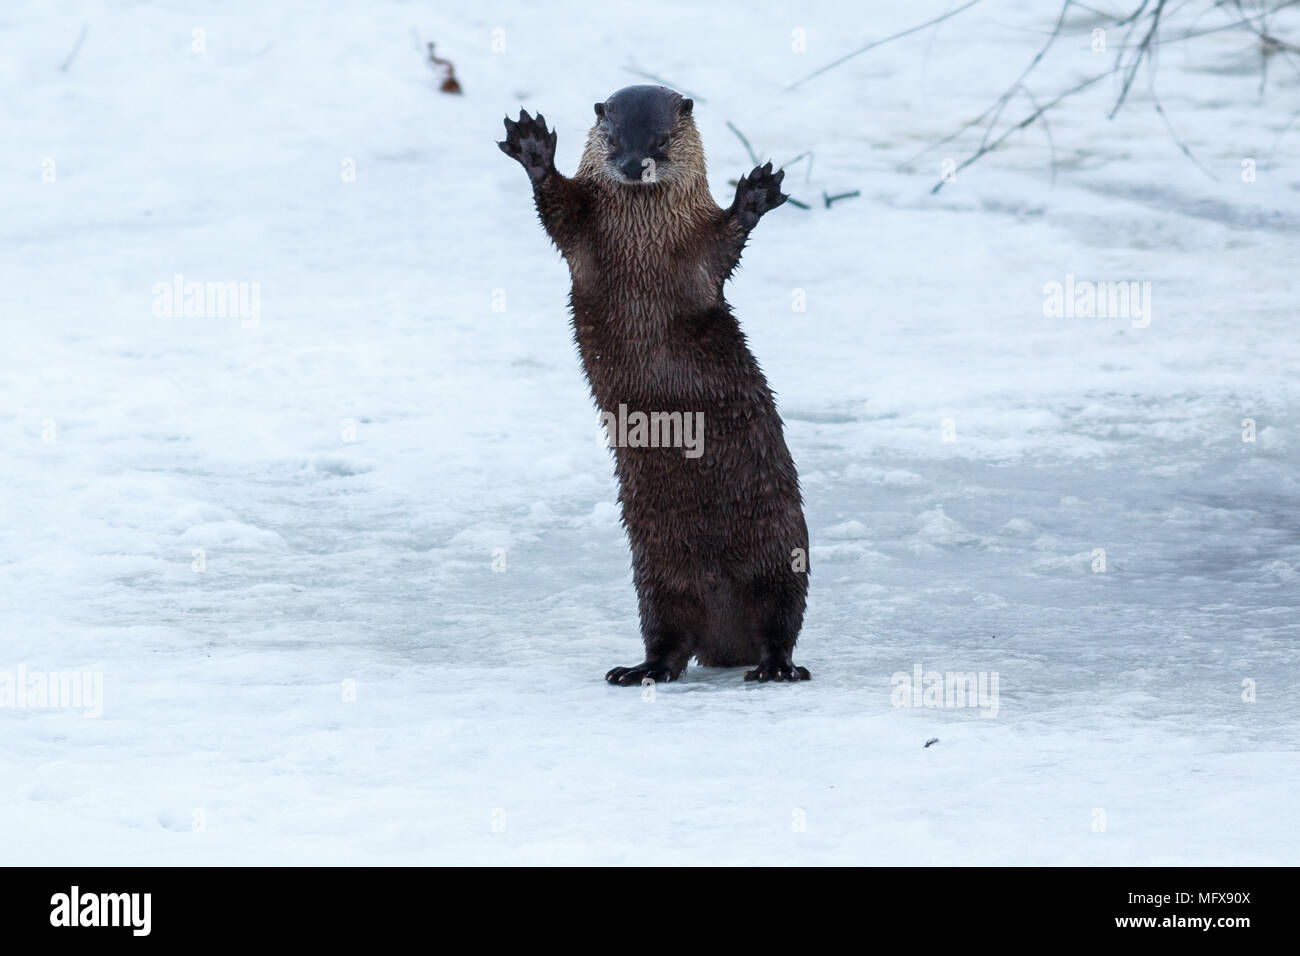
[500,89,809,683]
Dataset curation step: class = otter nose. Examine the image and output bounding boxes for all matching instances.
[618,155,647,182]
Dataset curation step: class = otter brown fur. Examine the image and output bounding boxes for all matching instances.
[499,85,810,684]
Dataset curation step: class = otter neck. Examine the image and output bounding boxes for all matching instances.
[582,169,716,243]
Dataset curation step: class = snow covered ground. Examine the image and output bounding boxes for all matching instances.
[2,0,1298,864]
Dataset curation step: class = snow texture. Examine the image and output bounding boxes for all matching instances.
[2,0,1298,864]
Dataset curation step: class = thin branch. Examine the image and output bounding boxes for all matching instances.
[725,121,760,166]
[899,1,1074,171]
[1017,85,1059,184]
[1116,0,1153,26]
[59,22,88,73]
[930,71,1112,193]
[783,0,983,92]
[623,61,706,102]
[1152,99,1219,180]
[980,2,1075,152]
[1266,105,1300,156]
[907,0,1300,189]
[1110,0,1168,118]
[780,150,816,184]
[726,123,813,208]
[1147,0,1300,45]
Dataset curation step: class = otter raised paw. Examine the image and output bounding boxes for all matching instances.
[498,109,557,182]
[732,161,788,230]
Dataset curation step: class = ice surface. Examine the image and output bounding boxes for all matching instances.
[2,0,1297,864]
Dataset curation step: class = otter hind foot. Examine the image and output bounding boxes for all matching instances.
[605,662,680,686]
[744,658,811,683]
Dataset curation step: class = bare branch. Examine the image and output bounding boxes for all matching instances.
[623,62,707,103]
[899,0,1073,172]
[783,0,983,92]
[59,22,89,73]
[930,71,1111,193]
[1110,0,1168,119]
[725,121,760,166]
[1152,98,1219,180]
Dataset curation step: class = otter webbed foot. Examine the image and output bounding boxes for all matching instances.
[605,662,681,686]
[744,658,811,683]
[732,162,788,230]
[499,109,557,183]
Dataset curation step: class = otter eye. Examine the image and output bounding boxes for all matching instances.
[655,136,670,151]
[607,138,620,152]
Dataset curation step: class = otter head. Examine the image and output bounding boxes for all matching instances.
[582,85,702,187]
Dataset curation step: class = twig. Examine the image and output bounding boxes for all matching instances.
[726,122,810,208]
[60,22,88,73]
[981,2,1074,152]
[1109,0,1167,118]
[913,0,1299,188]
[1151,95,1220,181]
[783,0,983,92]
[726,121,760,166]
[427,43,462,94]
[1116,0,1153,27]
[931,71,1111,193]
[781,150,815,184]
[623,61,706,102]
[899,0,1073,172]
[1018,85,1058,184]
[1228,0,1300,94]
[1266,105,1300,157]
[1146,0,1300,46]
[1072,1,1130,17]
[823,189,861,208]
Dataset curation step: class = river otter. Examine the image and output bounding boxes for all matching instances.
[499,85,810,684]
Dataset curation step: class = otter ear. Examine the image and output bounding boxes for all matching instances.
[594,102,605,118]
[680,98,693,116]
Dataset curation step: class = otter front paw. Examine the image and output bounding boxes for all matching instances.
[733,162,787,230]
[605,662,680,686]
[744,658,811,682]
[499,109,557,183]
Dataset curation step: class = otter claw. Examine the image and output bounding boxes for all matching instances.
[744,660,811,683]
[733,162,788,230]
[499,109,557,182]
[605,663,678,686]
